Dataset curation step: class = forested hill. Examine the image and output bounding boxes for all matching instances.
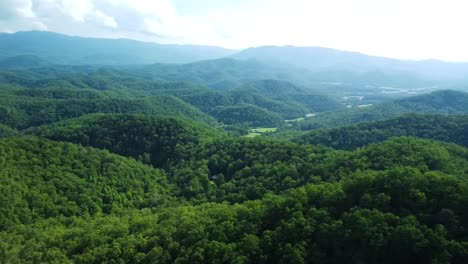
[0,31,235,65]
[1,136,468,262]
[293,114,468,150]
[0,55,51,69]
[0,137,175,228]
[164,79,344,125]
[293,89,468,130]
[0,85,217,129]
[140,58,314,90]
[232,80,344,113]
[26,114,224,167]
[1,31,468,263]
[0,68,345,128]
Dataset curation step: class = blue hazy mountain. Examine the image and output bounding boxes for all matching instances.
[0,31,235,65]
[0,55,51,69]
[232,45,468,80]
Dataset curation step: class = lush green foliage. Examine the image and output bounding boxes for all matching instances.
[292,90,468,130]
[210,104,283,126]
[1,46,468,263]
[167,137,468,203]
[139,58,314,89]
[2,123,468,263]
[0,86,216,129]
[0,137,174,229]
[229,80,344,118]
[27,114,223,167]
[0,68,345,127]
[1,137,467,263]
[0,55,50,69]
[295,114,468,150]
[0,124,17,138]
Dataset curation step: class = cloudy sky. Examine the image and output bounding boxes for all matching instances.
[1,0,467,61]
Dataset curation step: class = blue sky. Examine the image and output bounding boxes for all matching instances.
[1,0,468,61]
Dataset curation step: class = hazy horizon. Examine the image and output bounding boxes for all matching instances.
[1,0,468,62]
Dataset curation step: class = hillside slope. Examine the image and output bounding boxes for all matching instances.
[27,114,223,167]
[0,137,174,229]
[293,90,468,130]
[294,114,468,150]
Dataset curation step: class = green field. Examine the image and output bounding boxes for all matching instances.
[244,127,278,137]
[285,117,305,122]
[285,113,316,123]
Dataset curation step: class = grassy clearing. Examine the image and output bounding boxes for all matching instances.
[251,127,277,133]
[245,132,262,138]
[285,113,316,123]
[244,127,278,137]
[285,117,305,122]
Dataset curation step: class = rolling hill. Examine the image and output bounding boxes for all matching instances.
[0,55,51,69]
[294,114,468,150]
[27,114,223,167]
[292,90,468,130]
[0,85,217,129]
[140,58,315,90]
[0,136,174,228]
[1,30,468,263]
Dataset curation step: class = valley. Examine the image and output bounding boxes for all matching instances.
[0,31,467,263]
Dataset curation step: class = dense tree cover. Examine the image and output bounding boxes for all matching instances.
[0,55,51,69]
[0,68,345,127]
[138,58,315,90]
[14,87,106,100]
[168,137,468,203]
[23,111,468,206]
[0,87,217,129]
[0,137,174,229]
[27,114,224,167]
[1,155,467,263]
[1,125,468,263]
[197,80,344,121]
[0,124,18,138]
[292,90,468,130]
[235,80,344,113]
[210,104,283,127]
[166,80,344,124]
[1,48,468,263]
[294,114,468,150]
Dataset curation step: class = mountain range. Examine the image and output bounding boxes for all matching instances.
[1,30,468,263]
[2,31,468,82]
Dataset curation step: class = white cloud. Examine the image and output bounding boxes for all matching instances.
[58,0,94,22]
[0,0,31,20]
[94,10,118,29]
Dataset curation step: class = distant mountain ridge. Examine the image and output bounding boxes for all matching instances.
[232,46,468,80]
[1,31,468,82]
[0,31,235,65]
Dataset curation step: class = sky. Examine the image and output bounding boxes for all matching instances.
[1,0,468,61]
